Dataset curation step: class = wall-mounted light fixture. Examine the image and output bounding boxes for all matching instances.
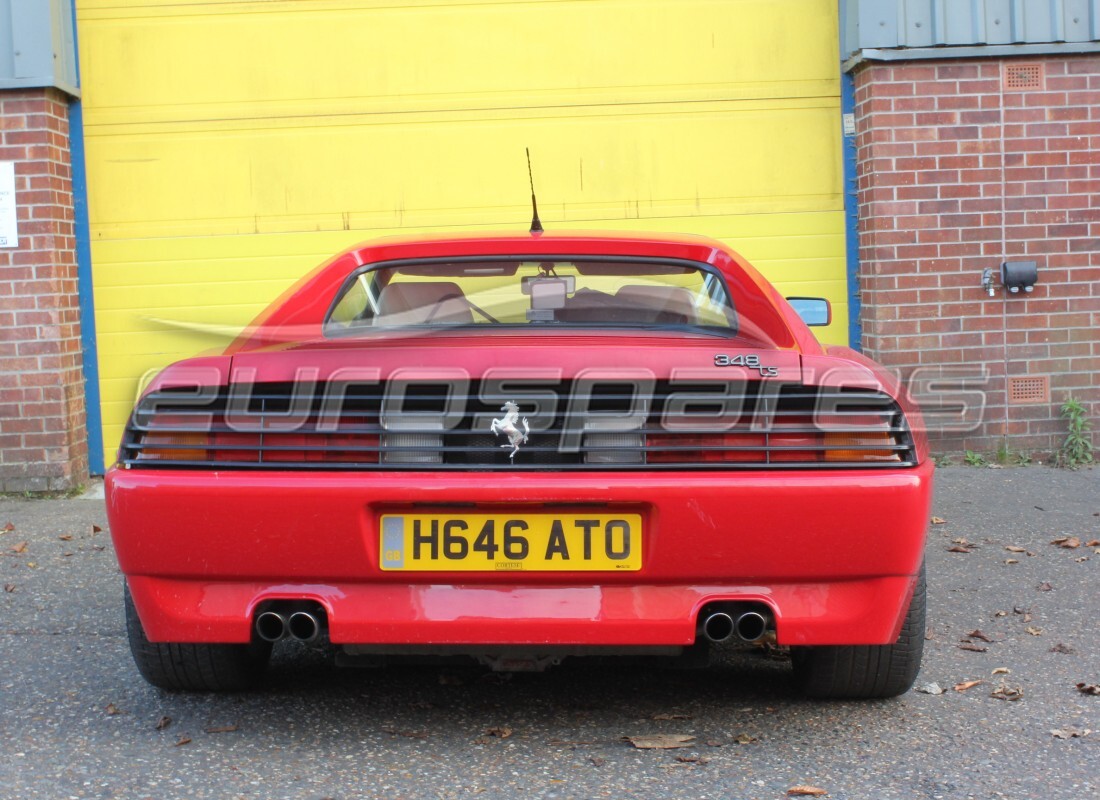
[1001,261,1038,294]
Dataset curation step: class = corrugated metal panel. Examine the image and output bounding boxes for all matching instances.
[0,0,79,94]
[842,0,1100,56]
[79,0,849,468]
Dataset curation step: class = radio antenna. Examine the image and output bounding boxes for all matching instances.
[525,148,543,234]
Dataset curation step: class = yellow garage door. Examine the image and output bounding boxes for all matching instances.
[77,0,846,467]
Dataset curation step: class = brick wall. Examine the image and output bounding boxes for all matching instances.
[0,88,89,492]
[853,54,1100,458]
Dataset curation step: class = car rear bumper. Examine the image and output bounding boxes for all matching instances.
[106,462,933,647]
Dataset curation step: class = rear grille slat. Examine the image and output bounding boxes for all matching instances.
[120,380,918,470]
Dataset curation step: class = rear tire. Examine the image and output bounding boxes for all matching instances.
[791,567,926,699]
[124,582,271,691]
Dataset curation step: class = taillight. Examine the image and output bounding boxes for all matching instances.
[585,432,644,464]
[645,413,902,465]
[768,414,821,462]
[134,411,383,465]
[137,413,209,461]
[646,433,767,463]
[138,431,210,461]
[212,431,261,462]
[381,433,441,464]
[823,430,899,462]
[819,412,900,463]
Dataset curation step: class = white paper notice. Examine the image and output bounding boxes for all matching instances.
[0,162,17,248]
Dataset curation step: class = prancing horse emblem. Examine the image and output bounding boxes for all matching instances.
[490,401,530,460]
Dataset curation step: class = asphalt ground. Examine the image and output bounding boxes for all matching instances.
[0,466,1097,800]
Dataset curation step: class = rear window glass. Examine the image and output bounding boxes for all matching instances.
[325,259,737,334]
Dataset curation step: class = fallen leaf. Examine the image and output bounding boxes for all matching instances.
[1025,626,1043,636]
[733,733,758,745]
[947,546,973,554]
[954,680,984,692]
[967,630,993,643]
[787,787,828,797]
[992,668,1011,675]
[484,727,512,739]
[3,584,14,593]
[994,610,1008,618]
[1005,545,1027,553]
[1086,540,1100,547]
[917,683,944,695]
[1013,606,1033,623]
[1074,556,1089,563]
[204,724,238,734]
[651,712,692,721]
[91,524,102,534]
[589,756,606,767]
[25,562,36,569]
[10,542,28,554]
[2,522,13,532]
[1037,582,1053,592]
[1050,643,1076,654]
[705,740,724,747]
[675,755,708,764]
[155,716,172,730]
[105,703,122,716]
[931,517,947,525]
[1004,559,1019,565]
[1051,537,1080,549]
[958,644,988,653]
[991,683,1024,701]
[952,537,971,545]
[174,736,192,746]
[58,535,72,541]
[626,734,695,750]
[1051,728,1091,739]
[1076,683,1100,696]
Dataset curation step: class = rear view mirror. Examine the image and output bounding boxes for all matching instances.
[521,275,576,295]
[787,297,831,327]
[530,279,567,310]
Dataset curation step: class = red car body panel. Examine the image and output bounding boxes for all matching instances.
[106,231,932,654]
[109,463,930,646]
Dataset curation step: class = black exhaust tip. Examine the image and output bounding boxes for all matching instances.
[734,611,768,643]
[255,611,286,642]
[287,611,320,642]
[702,612,735,643]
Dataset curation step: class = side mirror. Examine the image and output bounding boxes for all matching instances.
[787,297,831,327]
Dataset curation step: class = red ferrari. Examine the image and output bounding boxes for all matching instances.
[106,231,932,696]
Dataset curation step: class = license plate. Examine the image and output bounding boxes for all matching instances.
[379,513,642,572]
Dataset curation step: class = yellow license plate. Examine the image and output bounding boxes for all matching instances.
[379,513,642,572]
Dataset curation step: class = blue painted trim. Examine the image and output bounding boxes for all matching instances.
[841,71,862,352]
[70,98,104,475]
[67,3,104,474]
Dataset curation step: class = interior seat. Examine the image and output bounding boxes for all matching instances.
[375,281,474,325]
[613,285,697,325]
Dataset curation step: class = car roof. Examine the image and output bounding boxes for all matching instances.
[341,229,738,267]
